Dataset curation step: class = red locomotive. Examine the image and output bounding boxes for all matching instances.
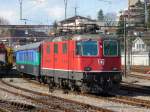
[40,34,122,93]
[15,33,122,93]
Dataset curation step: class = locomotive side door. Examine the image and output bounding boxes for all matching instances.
[53,43,58,77]
[62,42,69,78]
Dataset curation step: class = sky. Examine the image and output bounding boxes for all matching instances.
[0,0,128,25]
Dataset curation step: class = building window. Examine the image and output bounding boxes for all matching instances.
[54,44,58,54]
[62,43,67,54]
[142,44,144,49]
[137,44,139,49]
[133,43,135,48]
[139,44,141,49]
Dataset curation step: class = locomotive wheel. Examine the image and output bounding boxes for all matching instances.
[36,76,41,83]
[47,77,55,92]
[41,76,47,84]
[70,85,75,91]
[101,81,112,94]
[111,82,120,93]
[69,81,75,91]
[61,79,69,94]
[80,84,88,94]
[48,83,54,93]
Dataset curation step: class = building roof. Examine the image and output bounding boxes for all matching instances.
[59,16,95,24]
[129,0,139,6]
[133,36,150,47]
[14,42,42,51]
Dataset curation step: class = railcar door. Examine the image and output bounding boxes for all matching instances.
[54,43,59,76]
[61,42,69,78]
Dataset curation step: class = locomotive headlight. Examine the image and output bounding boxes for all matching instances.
[84,67,92,71]
[112,67,118,71]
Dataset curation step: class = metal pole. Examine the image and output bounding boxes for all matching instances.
[19,0,23,20]
[64,0,68,20]
[149,50,150,66]
[75,7,78,16]
[127,0,131,75]
[145,0,148,29]
[124,17,127,77]
[18,0,28,25]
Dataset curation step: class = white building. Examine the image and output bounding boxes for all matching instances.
[132,37,147,52]
[129,0,144,6]
[122,36,150,66]
[58,16,106,33]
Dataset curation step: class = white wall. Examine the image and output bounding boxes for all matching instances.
[122,52,150,66]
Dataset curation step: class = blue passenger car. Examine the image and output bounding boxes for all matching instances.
[15,42,41,77]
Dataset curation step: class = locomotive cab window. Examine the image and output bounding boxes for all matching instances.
[76,40,98,56]
[103,40,118,56]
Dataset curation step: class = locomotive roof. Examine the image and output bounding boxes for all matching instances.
[51,34,118,42]
[14,42,42,51]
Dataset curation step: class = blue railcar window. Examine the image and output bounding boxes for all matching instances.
[24,52,26,62]
[30,52,31,61]
[28,51,30,61]
[18,52,20,62]
[20,53,21,61]
[33,52,35,62]
[31,52,33,62]
[76,41,98,56]
[26,51,28,62]
[16,53,19,62]
[16,50,39,64]
[22,52,24,62]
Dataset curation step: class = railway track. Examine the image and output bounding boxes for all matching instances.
[0,79,114,112]
[16,77,150,110]
[84,92,150,109]
[0,100,37,112]
[106,95,150,108]
[128,73,150,80]
[120,82,150,94]
[26,78,150,95]
[131,66,150,74]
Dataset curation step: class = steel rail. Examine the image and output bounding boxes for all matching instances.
[0,79,114,112]
[128,73,150,80]
[121,82,150,94]
[24,76,150,109]
[0,99,35,112]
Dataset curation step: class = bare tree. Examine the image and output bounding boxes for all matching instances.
[0,17,10,36]
[104,12,117,26]
[0,17,10,25]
